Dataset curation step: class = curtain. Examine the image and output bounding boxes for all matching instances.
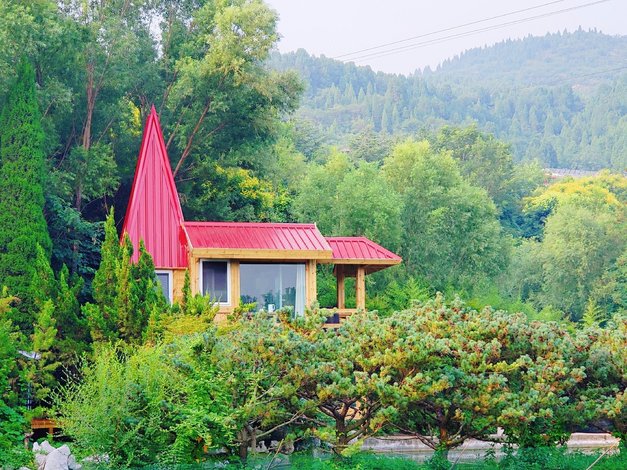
[295,264,305,317]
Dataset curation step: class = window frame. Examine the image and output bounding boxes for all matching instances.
[199,260,231,306]
[155,269,173,304]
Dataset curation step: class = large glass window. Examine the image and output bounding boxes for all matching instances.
[201,261,229,303]
[240,263,306,316]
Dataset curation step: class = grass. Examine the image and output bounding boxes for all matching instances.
[135,446,625,470]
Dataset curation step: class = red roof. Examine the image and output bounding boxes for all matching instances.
[184,222,332,257]
[326,237,402,264]
[122,106,188,268]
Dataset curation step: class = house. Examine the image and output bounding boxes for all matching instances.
[122,107,401,322]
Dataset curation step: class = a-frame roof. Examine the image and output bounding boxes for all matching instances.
[122,106,188,268]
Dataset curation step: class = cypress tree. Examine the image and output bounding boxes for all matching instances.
[0,59,51,330]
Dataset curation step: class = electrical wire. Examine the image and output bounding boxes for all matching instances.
[341,0,611,64]
[333,0,569,60]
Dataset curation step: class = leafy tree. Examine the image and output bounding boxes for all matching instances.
[335,163,403,251]
[383,139,509,292]
[0,59,51,330]
[56,344,192,467]
[293,149,352,234]
[538,202,624,320]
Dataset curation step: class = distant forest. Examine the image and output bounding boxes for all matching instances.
[268,29,627,170]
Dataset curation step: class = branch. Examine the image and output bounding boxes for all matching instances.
[173,99,212,177]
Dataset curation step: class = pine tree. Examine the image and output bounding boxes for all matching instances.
[91,208,120,307]
[28,300,60,403]
[85,208,120,341]
[86,223,164,343]
[0,59,52,331]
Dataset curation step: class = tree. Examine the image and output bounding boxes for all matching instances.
[0,59,51,330]
[209,313,310,460]
[336,163,403,251]
[85,209,165,343]
[538,202,624,320]
[26,300,60,405]
[0,290,30,467]
[383,139,509,292]
[57,344,195,467]
[295,312,396,455]
[388,296,528,457]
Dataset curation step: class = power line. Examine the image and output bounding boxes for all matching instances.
[333,0,569,60]
[342,0,611,64]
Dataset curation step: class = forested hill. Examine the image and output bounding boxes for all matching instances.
[268,30,627,170]
[436,29,627,87]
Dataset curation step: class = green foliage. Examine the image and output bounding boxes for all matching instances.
[0,58,51,330]
[26,300,60,404]
[383,139,510,292]
[0,289,31,467]
[56,344,189,467]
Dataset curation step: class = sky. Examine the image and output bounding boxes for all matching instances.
[265,0,626,75]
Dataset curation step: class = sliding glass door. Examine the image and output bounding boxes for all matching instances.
[239,263,306,316]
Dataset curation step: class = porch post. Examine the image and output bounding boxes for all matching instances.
[336,265,345,309]
[355,266,366,310]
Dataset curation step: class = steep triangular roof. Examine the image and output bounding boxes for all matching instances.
[122,106,188,268]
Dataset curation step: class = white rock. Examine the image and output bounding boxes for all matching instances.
[67,455,81,470]
[43,449,69,470]
[35,452,47,470]
[39,441,55,455]
[19,467,32,470]
[56,445,71,457]
[32,442,41,453]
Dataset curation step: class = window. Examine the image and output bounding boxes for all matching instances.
[201,261,230,304]
[240,263,306,316]
[155,270,173,303]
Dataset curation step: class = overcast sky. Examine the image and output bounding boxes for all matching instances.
[265,0,626,75]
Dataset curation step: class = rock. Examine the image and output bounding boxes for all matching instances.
[32,442,41,453]
[19,467,32,470]
[43,449,69,470]
[67,455,81,470]
[39,441,55,455]
[35,452,47,470]
[56,445,71,457]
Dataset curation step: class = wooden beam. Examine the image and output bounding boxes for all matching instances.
[189,254,199,296]
[191,248,332,260]
[318,258,401,265]
[337,265,345,309]
[230,261,240,309]
[356,266,366,310]
[305,260,317,307]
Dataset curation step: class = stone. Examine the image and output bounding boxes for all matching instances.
[32,442,40,453]
[39,441,55,455]
[43,449,69,470]
[56,445,71,457]
[35,452,47,470]
[67,455,81,470]
[19,467,32,470]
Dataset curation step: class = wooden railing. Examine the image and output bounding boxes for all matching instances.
[31,418,58,435]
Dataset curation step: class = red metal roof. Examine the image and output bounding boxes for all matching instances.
[122,106,188,268]
[184,222,332,254]
[325,237,402,264]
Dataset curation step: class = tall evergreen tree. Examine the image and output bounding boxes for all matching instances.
[0,59,51,330]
